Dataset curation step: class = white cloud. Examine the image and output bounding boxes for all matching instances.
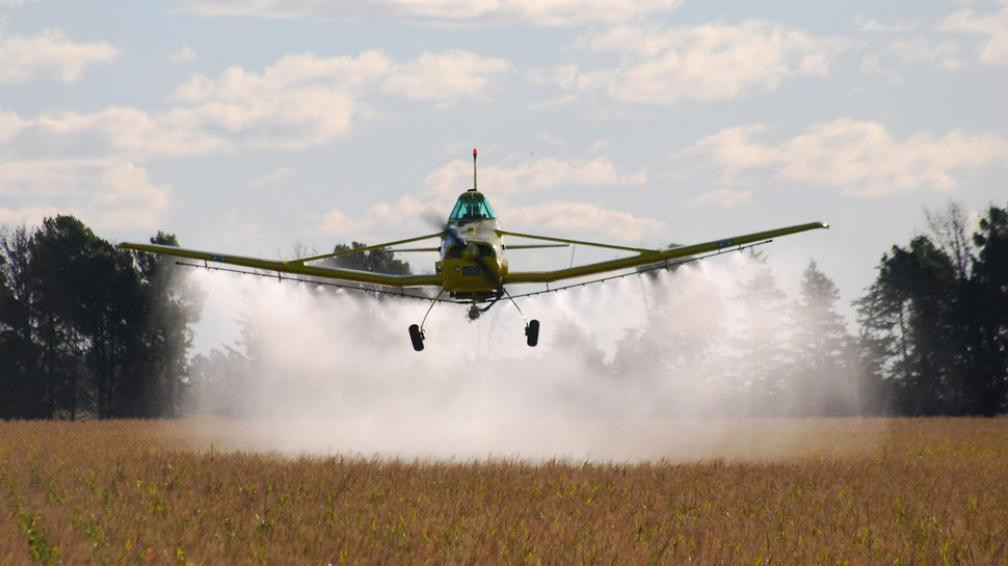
[179,0,681,26]
[1,49,509,159]
[504,201,667,241]
[170,50,508,148]
[690,189,753,208]
[887,37,962,69]
[319,157,655,242]
[168,45,197,64]
[853,16,917,34]
[0,206,60,227]
[382,51,510,107]
[859,54,904,85]
[556,21,843,104]
[423,156,647,197]
[319,198,667,243]
[0,111,25,144]
[0,159,171,230]
[320,195,445,237]
[249,166,294,189]
[0,29,118,84]
[942,1,1008,64]
[689,120,1008,197]
[2,106,229,160]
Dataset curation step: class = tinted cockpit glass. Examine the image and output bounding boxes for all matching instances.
[449,192,495,222]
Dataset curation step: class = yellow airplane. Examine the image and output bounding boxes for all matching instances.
[120,149,828,351]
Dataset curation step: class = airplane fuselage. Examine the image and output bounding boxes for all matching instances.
[434,190,508,300]
[436,218,508,299]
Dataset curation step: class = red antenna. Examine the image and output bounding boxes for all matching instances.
[472,147,478,191]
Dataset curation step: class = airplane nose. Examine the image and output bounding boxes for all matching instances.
[461,243,480,260]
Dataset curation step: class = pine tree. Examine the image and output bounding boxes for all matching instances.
[730,252,788,415]
[970,204,1008,414]
[790,261,857,415]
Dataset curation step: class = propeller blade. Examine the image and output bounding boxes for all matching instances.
[421,210,466,244]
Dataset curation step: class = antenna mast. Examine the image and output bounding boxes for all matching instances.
[472,147,478,191]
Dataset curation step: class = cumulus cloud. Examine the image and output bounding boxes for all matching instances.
[0,206,60,227]
[0,48,508,238]
[690,189,753,208]
[179,0,681,26]
[320,195,444,238]
[319,155,656,243]
[941,1,1008,64]
[168,45,197,64]
[887,37,962,70]
[423,156,647,197]
[853,16,917,34]
[858,36,963,84]
[504,201,667,241]
[320,198,667,244]
[688,120,1008,197]
[0,29,118,84]
[382,51,510,107]
[0,159,171,230]
[1,106,229,160]
[1,50,509,159]
[556,21,843,103]
[168,50,508,148]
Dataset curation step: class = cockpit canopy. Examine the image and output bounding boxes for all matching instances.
[449,191,496,223]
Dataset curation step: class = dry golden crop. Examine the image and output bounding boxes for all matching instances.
[2,418,1007,564]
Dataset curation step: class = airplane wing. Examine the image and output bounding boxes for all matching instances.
[119,233,443,288]
[501,222,828,284]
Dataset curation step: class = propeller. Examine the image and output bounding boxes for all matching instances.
[423,211,503,288]
[422,210,466,245]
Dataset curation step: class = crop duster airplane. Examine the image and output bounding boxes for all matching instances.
[120,149,828,351]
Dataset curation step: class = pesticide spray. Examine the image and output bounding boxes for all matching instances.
[183,254,882,462]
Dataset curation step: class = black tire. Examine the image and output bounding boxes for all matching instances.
[408,324,425,352]
[525,319,540,347]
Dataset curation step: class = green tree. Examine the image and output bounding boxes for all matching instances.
[131,232,203,417]
[730,252,789,414]
[1,216,202,419]
[30,216,140,418]
[969,204,1008,414]
[857,237,962,415]
[0,226,45,417]
[325,242,411,274]
[789,261,859,415]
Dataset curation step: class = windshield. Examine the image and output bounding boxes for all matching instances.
[449,192,495,222]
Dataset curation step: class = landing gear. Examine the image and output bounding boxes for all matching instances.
[408,324,425,351]
[409,290,541,350]
[525,319,540,347]
[503,287,540,348]
[409,290,444,352]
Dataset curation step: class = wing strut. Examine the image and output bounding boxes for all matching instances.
[285,232,443,266]
[505,237,775,299]
[502,222,827,284]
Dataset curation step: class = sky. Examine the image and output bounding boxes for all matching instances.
[1,0,1007,315]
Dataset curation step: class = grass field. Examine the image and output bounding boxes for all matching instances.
[2,418,1007,564]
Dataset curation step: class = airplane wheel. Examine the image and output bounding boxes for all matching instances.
[525,319,540,347]
[409,324,425,352]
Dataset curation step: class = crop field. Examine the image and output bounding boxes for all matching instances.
[2,419,1007,564]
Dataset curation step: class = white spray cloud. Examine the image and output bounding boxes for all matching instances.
[184,253,881,462]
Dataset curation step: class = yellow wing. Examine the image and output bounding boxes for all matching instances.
[119,233,443,288]
[501,222,829,284]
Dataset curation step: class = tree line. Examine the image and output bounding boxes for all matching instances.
[857,204,1008,415]
[2,202,1007,419]
[607,203,1006,417]
[0,216,200,419]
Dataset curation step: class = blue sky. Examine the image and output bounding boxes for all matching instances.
[2,0,1007,308]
